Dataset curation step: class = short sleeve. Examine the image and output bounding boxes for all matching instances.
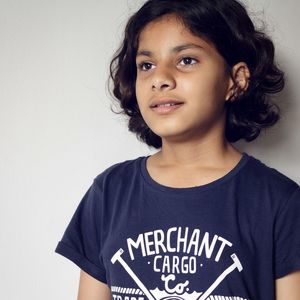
[55,179,107,283]
[274,185,300,279]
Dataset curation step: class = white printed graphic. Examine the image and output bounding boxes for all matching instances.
[161,274,189,294]
[111,248,156,300]
[198,253,243,300]
[111,227,249,300]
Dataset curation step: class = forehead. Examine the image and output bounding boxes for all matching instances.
[137,14,215,53]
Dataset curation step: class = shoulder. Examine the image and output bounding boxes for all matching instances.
[243,153,299,207]
[246,154,299,187]
[92,156,144,190]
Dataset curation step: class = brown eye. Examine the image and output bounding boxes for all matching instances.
[137,62,154,71]
[179,57,198,66]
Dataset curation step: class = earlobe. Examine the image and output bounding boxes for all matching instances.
[225,62,250,102]
[225,78,235,101]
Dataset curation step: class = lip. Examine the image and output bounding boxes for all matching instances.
[151,103,184,114]
[149,98,184,108]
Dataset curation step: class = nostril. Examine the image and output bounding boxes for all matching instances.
[152,76,176,91]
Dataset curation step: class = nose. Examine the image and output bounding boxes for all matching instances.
[151,66,176,91]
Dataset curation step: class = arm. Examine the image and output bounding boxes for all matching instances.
[275,270,300,300]
[77,270,111,300]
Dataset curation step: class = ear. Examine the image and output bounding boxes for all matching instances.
[225,62,250,101]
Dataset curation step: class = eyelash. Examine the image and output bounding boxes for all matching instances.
[137,57,199,72]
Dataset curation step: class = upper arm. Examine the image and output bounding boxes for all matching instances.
[275,270,300,300]
[77,270,111,300]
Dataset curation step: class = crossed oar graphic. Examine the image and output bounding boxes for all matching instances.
[111,248,243,300]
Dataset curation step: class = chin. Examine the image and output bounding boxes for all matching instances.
[157,131,192,144]
[150,123,185,136]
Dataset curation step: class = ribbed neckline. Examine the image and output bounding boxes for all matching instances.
[140,152,251,195]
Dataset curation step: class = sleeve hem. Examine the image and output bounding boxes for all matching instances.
[55,241,107,284]
[275,259,300,279]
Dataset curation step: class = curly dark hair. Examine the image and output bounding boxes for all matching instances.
[107,0,284,149]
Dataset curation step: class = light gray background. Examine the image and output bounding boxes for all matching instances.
[0,0,299,299]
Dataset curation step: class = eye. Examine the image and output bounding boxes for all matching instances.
[137,62,154,72]
[179,57,198,66]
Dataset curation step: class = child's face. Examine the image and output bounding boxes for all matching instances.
[135,14,234,142]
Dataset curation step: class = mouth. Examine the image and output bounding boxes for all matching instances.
[150,99,184,108]
[150,102,184,114]
[149,98,185,114]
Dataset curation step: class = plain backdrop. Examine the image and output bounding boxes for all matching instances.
[0,0,299,299]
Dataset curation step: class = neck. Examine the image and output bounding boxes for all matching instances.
[156,133,241,169]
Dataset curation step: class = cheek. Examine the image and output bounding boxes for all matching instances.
[180,75,214,100]
[135,81,149,115]
[135,78,145,99]
[186,71,227,100]
[136,79,152,111]
[135,80,142,104]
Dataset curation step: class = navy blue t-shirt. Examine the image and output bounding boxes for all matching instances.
[55,152,300,300]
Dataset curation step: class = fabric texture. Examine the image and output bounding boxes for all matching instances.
[55,152,300,300]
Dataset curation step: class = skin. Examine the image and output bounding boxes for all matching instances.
[276,270,300,299]
[77,270,111,300]
[134,13,300,299]
[74,12,300,300]
[135,14,250,187]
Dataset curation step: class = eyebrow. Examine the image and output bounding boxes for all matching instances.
[136,43,205,58]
